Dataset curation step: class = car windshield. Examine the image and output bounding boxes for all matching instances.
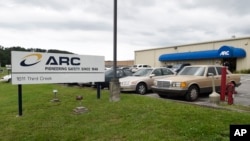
[133,69,153,76]
[178,67,205,76]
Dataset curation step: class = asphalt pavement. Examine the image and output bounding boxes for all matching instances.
[233,74,250,106]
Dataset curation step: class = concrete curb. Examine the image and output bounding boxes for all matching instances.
[173,99,250,113]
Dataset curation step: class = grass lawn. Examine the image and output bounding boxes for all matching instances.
[0,81,250,141]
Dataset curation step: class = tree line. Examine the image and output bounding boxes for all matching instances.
[0,45,73,67]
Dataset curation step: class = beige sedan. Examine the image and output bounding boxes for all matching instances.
[152,65,241,101]
[119,67,175,94]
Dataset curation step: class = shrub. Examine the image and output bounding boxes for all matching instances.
[235,69,250,74]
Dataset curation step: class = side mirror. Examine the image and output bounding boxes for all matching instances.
[149,74,155,78]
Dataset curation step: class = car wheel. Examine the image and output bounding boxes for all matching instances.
[136,83,147,95]
[185,85,199,101]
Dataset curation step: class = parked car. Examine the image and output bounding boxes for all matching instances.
[119,67,175,94]
[119,66,131,70]
[0,74,11,82]
[170,63,191,73]
[95,68,133,89]
[152,65,241,101]
[131,64,151,73]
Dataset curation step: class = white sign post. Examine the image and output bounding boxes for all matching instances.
[11,51,105,116]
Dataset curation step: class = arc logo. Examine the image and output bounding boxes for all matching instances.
[20,53,43,67]
[220,51,230,56]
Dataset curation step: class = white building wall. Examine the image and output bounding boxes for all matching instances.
[135,49,156,67]
[135,37,250,71]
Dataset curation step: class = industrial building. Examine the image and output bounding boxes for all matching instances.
[135,36,249,72]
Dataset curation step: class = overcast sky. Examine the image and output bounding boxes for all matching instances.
[1,0,250,60]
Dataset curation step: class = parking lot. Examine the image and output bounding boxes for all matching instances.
[233,74,250,106]
[146,74,250,107]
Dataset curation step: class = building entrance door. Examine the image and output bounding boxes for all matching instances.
[223,58,236,72]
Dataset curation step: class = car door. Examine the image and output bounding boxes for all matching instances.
[216,66,231,88]
[216,66,234,85]
[146,68,163,88]
[197,67,215,93]
[207,67,220,91]
[154,68,174,84]
[150,68,170,85]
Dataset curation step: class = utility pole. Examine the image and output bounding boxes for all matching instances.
[109,0,120,102]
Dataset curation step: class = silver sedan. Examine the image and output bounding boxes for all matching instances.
[119,67,175,94]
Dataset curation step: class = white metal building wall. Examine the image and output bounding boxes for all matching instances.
[135,37,250,71]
